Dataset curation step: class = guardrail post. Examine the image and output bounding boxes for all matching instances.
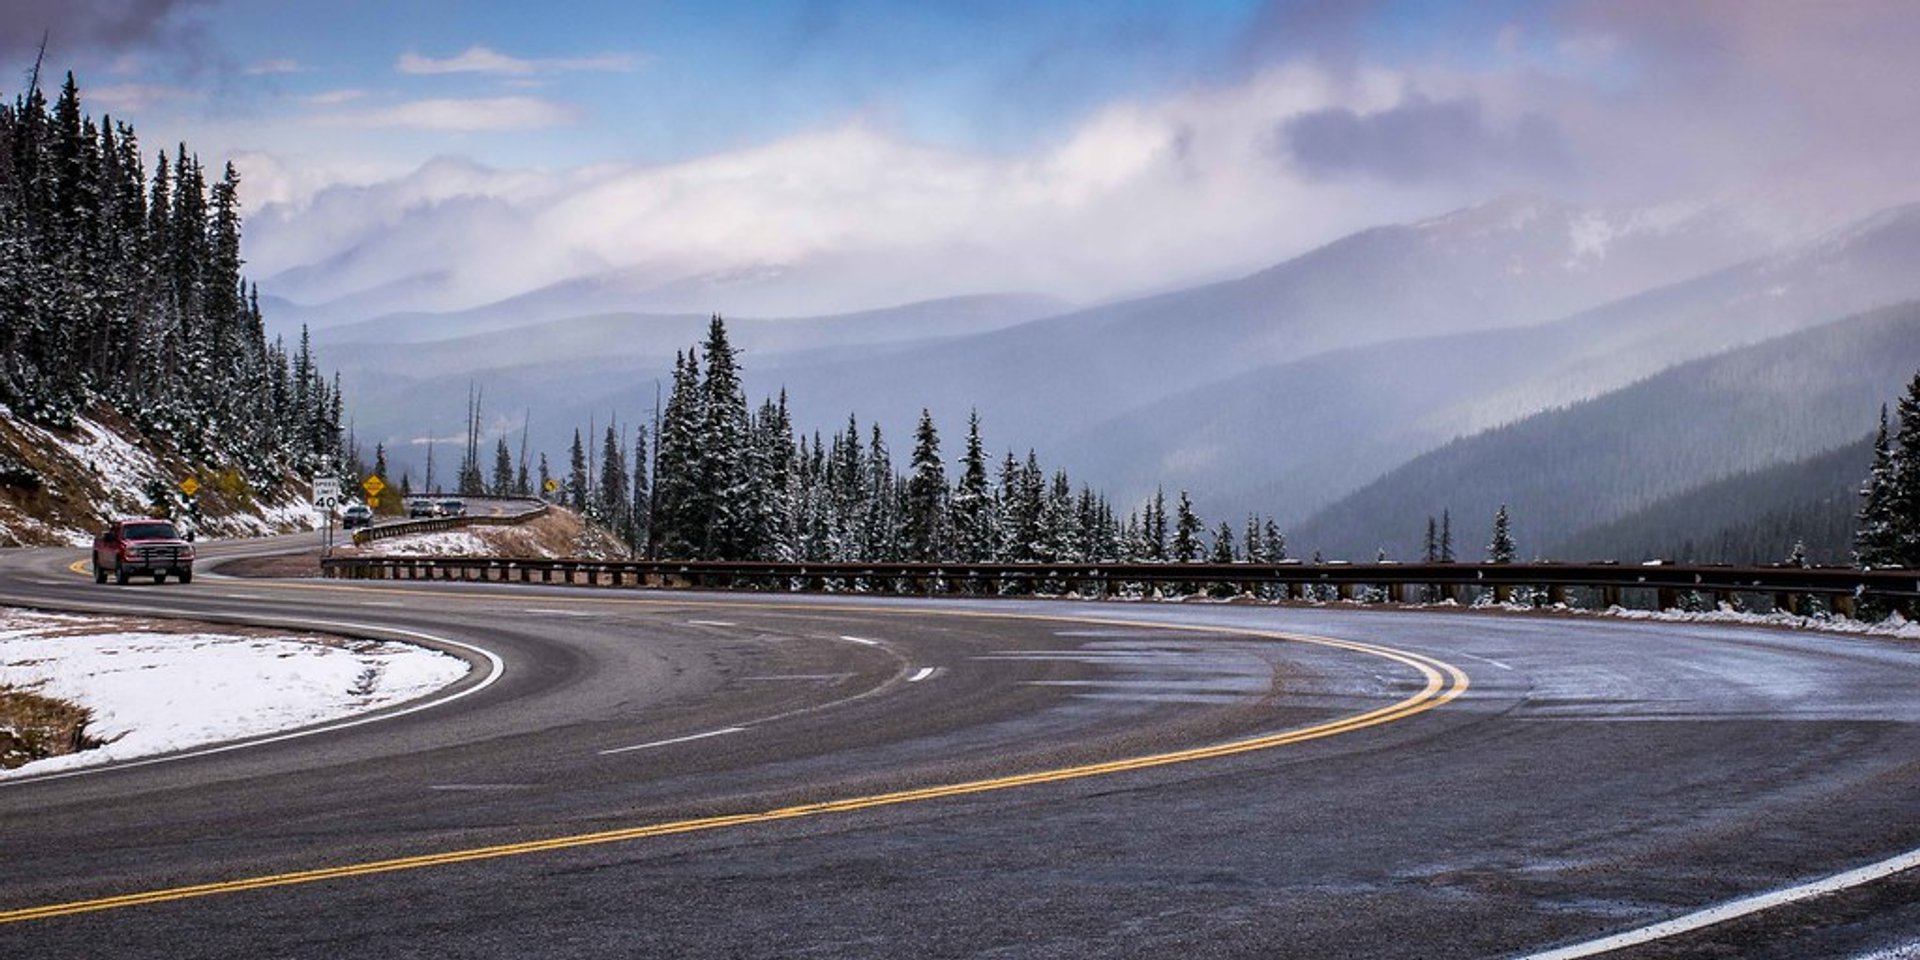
[1832,593,1857,619]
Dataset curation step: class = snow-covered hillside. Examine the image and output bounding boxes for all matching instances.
[0,405,319,548]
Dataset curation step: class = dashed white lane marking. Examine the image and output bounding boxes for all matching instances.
[360,600,404,607]
[599,727,746,756]
[907,667,936,683]
[1517,847,1920,959]
[840,635,881,646]
[223,593,266,600]
[739,674,854,682]
[686,619,737,627]
[524,608,591,617]
[1456,651,1515,671]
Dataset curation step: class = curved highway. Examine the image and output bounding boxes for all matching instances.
[0,539,1917,959]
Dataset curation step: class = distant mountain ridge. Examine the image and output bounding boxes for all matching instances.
[1288,303,1920,560]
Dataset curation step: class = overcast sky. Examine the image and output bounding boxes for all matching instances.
[9,0,1919,315]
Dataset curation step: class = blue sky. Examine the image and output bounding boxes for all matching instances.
[8,1,1917,315]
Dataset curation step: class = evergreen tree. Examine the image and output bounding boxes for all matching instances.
[491,438,514,496]
[903,408,947,561]
[1488,504,1516,563]
[1147,487,1168,561]
[696,315,754,559]
[1423,516,1439,563]
[598,423,630,536]
[630,424,652,554]
[1210,520,1237,563]
[950,410,993,562]
[1262,520,1287,563]
[651,350,703,557]
[565,428,588,513]
[1173,490,1202,563]
[1890,373,1920,567]
[1440,510,1455,562]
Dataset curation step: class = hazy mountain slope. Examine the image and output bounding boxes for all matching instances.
[761,196,1763,442]
[1049,201,1920,525]
[1551,437,1873,566]
[1286,303,1920,561]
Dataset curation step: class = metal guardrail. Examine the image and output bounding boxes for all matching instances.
[318,557,1919,619]
[350,498,550,546]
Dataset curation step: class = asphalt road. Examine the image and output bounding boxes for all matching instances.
[0,539,1917,959]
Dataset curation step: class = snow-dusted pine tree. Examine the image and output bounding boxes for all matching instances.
[903,408,947,561]
[1173,491,1202,563]
[1855,404,1898,568]
[1488,504,1515,564]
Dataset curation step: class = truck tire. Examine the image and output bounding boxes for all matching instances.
[94,562,106,584]
[115,566,129,585]
[177,571,193,584]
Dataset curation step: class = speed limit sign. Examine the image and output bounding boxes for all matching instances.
[313,477,341,511]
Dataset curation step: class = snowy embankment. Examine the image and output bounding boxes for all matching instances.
[0,608,469,778]
[0,405,320,548]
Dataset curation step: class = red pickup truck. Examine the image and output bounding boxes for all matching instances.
[93,518,196,585]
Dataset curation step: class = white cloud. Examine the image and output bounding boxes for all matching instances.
[315,96,580,132]
[395,45,638,76]
[87,83,203,112]
[246,64,1441,315]
[300,89,368,106]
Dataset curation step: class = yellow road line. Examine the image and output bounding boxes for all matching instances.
[13,566,1471,924]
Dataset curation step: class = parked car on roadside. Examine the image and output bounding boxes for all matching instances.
[93,518,195,585]
[342,504,373,529]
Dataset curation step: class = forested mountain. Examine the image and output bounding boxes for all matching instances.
[1552,437,1873,566]
[1288,303,1920,560]
[0,72,341,541]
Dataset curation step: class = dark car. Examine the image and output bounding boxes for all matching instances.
[93,518,195,585]
[436,498,466,517]
[407,498,436,518]
[342,504,374,529]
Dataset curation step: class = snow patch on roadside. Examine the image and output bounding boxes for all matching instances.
[361,530,497,557]
[0,607,468,778]
[1598,604,1920,640]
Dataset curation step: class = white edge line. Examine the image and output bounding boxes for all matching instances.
[0,618,506,787]
[599,726,746,755]
[840,635,881,646]
[1517,847,1920,959]
[907,667,936,683]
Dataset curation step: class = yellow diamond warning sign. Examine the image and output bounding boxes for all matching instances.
[179,476,200,497]
[362,474,386,497]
